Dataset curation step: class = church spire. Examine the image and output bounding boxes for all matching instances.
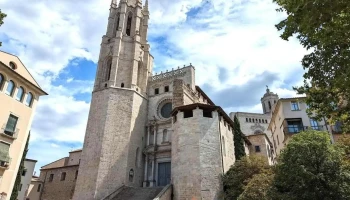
[144,0,149,10]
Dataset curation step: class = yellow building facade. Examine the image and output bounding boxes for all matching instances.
[0,51,47,200]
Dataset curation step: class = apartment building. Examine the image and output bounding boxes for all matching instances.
[268,97,333,155]
[0,51,47,200]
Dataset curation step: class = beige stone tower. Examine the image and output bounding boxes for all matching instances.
[73,0,153,199]
[261,86,279,114]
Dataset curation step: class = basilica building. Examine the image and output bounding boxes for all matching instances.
[72,0,272,199]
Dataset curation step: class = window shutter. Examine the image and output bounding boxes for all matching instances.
[0,142,10,162]
[5,115,18,134]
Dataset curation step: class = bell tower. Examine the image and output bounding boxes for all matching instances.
[94,0,153,95]
[73,0,152,199]
[261,86,279,114]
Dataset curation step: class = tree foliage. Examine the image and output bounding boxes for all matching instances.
[222,155,270,200]
[233,115,246,160]
[238,170,274,200]
[0,9,6,47]
[272,130,350,200]
[10,133,30,200]
[274,0,350,131]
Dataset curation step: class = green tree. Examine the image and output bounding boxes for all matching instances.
[0,9,6,47]
[233,115,246,160]
[238,170,274,200]
[274,0,350,131]
[222,156,270,200]
[272,130,350,200]
[10,133,30,200]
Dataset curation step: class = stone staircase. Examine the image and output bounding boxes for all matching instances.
[110,186,164,200]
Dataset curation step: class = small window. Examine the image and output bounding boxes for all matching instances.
[224,121,226,127]
[265,119,268,123]
[22,169,27,176]
[25,92,34,107]
[121,83,124,88]
[135,148,140,167]
[5,114,18,136]
[75,170,78,180]
[291,101,299,111]
[16,86,25,102]
[126,13,132,36]
[163,129,168,142]
[246,118,248,122]
[5,80,15,96]
[268,101,272,110]
[61,172,66,181]
[228,126,231,131]
[184,110,193,118]
[164,86,169,92]
[115,13,120,32]
[155,88,159,95]
[203,110,212,118]
[310,119,319,130]
[49,174,54,182]
[37,184,42,192]
[249,118,251,123]
[255,146,261,152]
[0,73,4,90]
[9,62,16,70]
[106,60,112,81]
[259,119,261,123]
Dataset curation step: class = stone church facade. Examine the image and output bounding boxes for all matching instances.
[72,0,262,199]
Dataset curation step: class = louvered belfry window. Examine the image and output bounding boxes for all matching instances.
[5,114,18,136]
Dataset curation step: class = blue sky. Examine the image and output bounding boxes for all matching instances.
[0,0,306,174]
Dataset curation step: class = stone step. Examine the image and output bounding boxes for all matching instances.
[111,186,164,200]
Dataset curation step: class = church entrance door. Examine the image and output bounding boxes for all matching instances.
[158,162,171,186]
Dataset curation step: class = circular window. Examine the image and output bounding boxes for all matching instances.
[160,103,172,119]
[9,62,16,70]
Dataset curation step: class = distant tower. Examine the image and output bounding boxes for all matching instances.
[261,86,279,114]
[73,0,152,199]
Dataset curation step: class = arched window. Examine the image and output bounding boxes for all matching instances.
[5,80,15,96]
[135,148,140,167]
[16,86,24,102]
[0,73,4,90]
[25,92,34,107]
[222,137,226,157]
[249,118,251,123]
[163,129,168,142]
[126,13,132,36]
[268,101,272,110]
[106,59,112,81]
[121,83,124,88]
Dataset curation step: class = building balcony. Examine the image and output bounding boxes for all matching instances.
[0,124,19,140]
[283,125,326,134]
[331,125,342,134]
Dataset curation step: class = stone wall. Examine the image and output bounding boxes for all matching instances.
[220,119,235,173]
[73,88,147,200]
[40,165,79,200]
[172,108,223,200]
